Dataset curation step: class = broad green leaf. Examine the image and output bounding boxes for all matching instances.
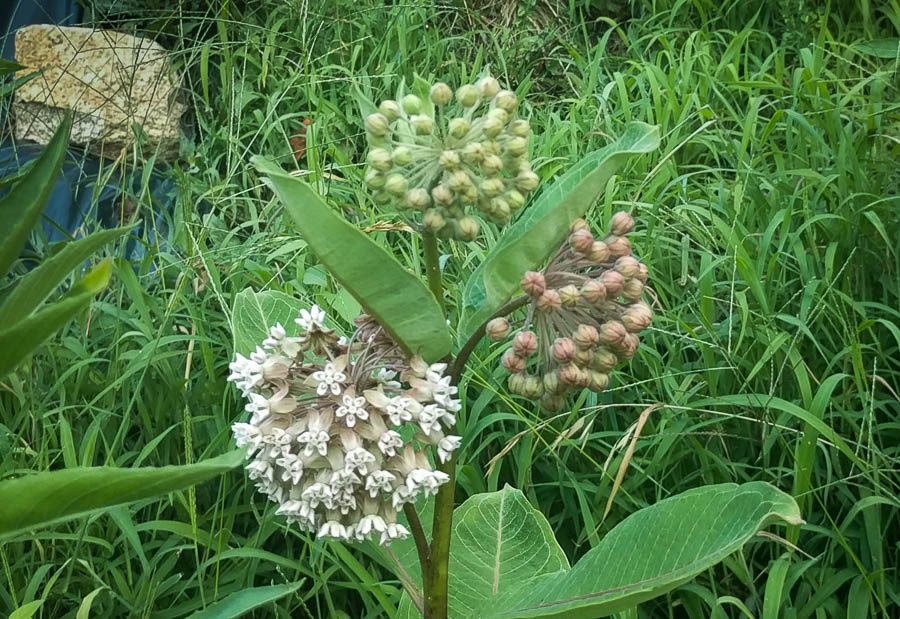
[0,259,112,378]
[188,581,304,618]
[0,112,72,279]
[76,587,106,619]
[231,288,306,356]
[0,449,244,539]
[252,157,452,361]
[459,122,660,341]
[9,600,43,619]
[397,483,800,618]
[0,59,26,74]
[0,226,131,325]
[855,38,900,58]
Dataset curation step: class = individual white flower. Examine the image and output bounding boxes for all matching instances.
[244,392,271,425]
[356,514,387,540]
[276,453,304,484]
[296,428,330,457]
[262,427,293,459]
[335,394,369,427]
[246,459,274,483]
[302,482,334,509]
[276,499,304,516]
[377,430,404,457]
[318,520,350,540]
[312,362,346,396]
[365,470,396,497]
[227,353,263,395]
[232,423,262,453]
[418,404,444,435]
[406,469,449,497]
[437,435,462,463]
[263,322,305,357]
[434,392,462,413]
[344,447,376,475]
[391,484,415,508]
[296,305,327,332]
[382,522,410,544]
[385,396,415,425]
[375,368,402,389]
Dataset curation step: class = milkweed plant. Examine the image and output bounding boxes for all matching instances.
[230,75,803,618]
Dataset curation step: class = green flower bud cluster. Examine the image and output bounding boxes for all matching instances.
[363,76,538,241]
[492,211,653,411]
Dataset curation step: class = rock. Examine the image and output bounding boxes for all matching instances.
[13,25,184,160]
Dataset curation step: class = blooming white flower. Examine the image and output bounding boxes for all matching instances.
[244,392,271,425]
[312,362,346,396]
[356,514,387,540]
[263,322,305,357]
[296,305,327,332]
[246,459,274,483]
[437,435,462,463]
[434,392,462,413]
[227,353,263,395]
[406,469,450,498]
[391,484,415,508]
[335,394,369,427]
[302,482,334,509]
[375,368,402,388]
[262,428,293,459]
[232,422,262,453]
[385,396,415,425]
[365,470,396,497]
[418,404,444,435]
[297,428,330,457]
[382,522,410,544]
[344,447,376,475]
[318,520,349,540]
[377,430,404,457]
[276,453,304,484]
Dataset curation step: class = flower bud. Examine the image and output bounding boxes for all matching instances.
[461,142,485,163]
[592,347,618,372]
[365,169,386,189]
[411,114,434,135]
[541,393,564,412]
[615,256,641,279]
[378,99,401,120]
[488,107,509,124]
[609,211,634,236]
[521,271,546,296]
[622,302,653,333]
[489,198,511,222]
[581,279,606,304]
[440,149,461,170]
[480,177,504,197]
[448,117,470,139]
[558,284,580,308]
[456,216,480,241]
[573,324,600,349]
[405,188,431,210]
[482,139,501,155]
[402,94,422,114]
[367,148,393,171]
[456,84,479,107]
[551,337,576,362]
[523,375,544,398]
[384,173,408,196]
[588,370,609,392]
[513,330,538,357]
[486,317,511,341]
[365,113,390,137]
[558,363,583,387]
[622,278,644,302]
[482,116,504,138]
[515,170,540,192]
[505,136,528,157]
[569,229,594,254]
[574,347,594,367]
[391,146,412,166]
[431,184,455,206]
[430,82,452,105]
[598,321,627,345]
[423,208,446,232]
[617,333,640,359]
[536,289,561,312]
[477,76,500,98]
[606,235,632,258]
[372,190,391,204]
[570,218,590,233]
[600,270,625,296]
[543,370,561,394]
[505,189,525,210]
[636,262,649,283]
[481,154,503,175]
[509,119,530,137]
[507,372,528,395]
[501,349,527,373]
[589,241,610,263]
[494,90,518,112]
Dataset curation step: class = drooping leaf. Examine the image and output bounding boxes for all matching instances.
[252,157,452,361]
[0,449,244,540]
[0,259,112,378]
[0,112,72,279]
[0,58,26,75]
[188,582,304,618]
[855,38,900,58]
[458,122,660,341]
[231,288,307,356]
[397,483,800,618]
[0,226,131,325]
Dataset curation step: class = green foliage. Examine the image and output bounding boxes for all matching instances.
[231,288,306,356]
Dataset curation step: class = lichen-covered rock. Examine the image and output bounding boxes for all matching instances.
[13,25,184,160]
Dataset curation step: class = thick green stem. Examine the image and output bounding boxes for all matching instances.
[426,455,455,618]
[423,232,444,311]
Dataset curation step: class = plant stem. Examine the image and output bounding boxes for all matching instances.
[423,232,444,311]
[403,503,431,590]
[449,295,530,383]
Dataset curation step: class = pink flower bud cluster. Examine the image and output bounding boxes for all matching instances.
[227,306,461,544]
[364,76,539,241]
[491,212,653,411]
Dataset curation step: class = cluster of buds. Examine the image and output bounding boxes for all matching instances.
[485,212,653,411]
[363,76,539,241]
[227,306,461,544]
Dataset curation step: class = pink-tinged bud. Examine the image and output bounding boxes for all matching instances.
[598,321,627,345]
[558,363,582,387]
[573,324,600,349]
[543,370,560,394]
[636,262,649,283]
[521,271,546,297]
[588,371,609,392]
[507,372,528,395]
[573,347,594,367]
[570,218,590,233]
[513,330,538,357]
[589,241,610,264]
[523,375,544,398]
[551,337,576,362]
[592,347,618,372]
[581,279,607,304]
[600,270,625,297]
[558,284,580,308]
[606,235,632,258]
[615,256,641,279]
[502,349,527,373]
[541,393,564,412]
[486,317,511,341]
[609,211,634,236]
[615,333,640,359]
[622,303,653,333]
[569,229,594,254]
[622,278,645,302]
[536,289,561,313]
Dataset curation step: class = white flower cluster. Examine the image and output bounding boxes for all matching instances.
[227,306,461,545]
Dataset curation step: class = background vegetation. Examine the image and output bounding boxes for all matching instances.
[2,0,898,616]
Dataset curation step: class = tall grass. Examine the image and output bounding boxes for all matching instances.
[1,0,898,616]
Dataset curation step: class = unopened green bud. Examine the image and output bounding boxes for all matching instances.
[456,216,480,241]
[541,393,565,412]
[405,187,431,210]
[411,114,434,135]
[513,330,538,357]
[430,82,453,105]
[507,372,528,395]
[489,198,510,220]
[505,136,528,157]
[487,108,509,125]
[516,170,540,192]
[480,177,504,197]
[574,347,594,367]
[423,208,446,232]
[448,117,471,139]
[509,119,530,137]
[482,140,501,155]
[574,324,600,349]
[367,148,393,172]
[431,184,455,206]
[622,278,644,302]
[592,347,618,372]
[462,142,485,164]
[456,84,479,107]
[494,89,518,112]
[523,375,544,398]
[447,170,473,193]
[372,190,391,205]
[439,149,461,169]
[552,337,577,362]
[615,256,641,279]
[384,173,408,196]
[482,154,503,175]
[559,284,580,308]
[378,99,401,120]
[581,279,607,304]
[391,146,412,166]
[402,94,422,114]
[505,189,525,210]
[477,76,500,98]
[536,289,561,312]
[365,113,390,137]
[588,371,609,392]
[482,116,504,138]
[365,169,385,189]
[590,241,610,263]
[543,371,560,395]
